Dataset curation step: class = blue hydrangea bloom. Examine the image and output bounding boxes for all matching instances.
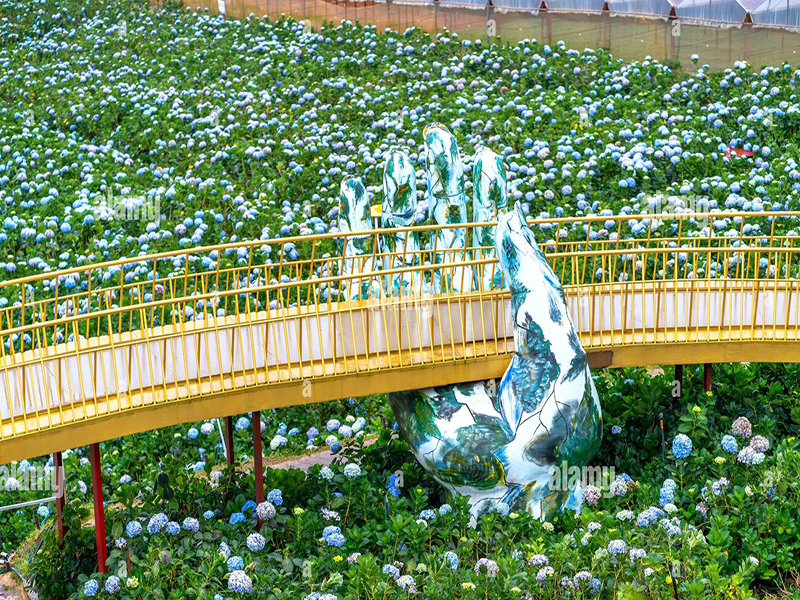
[672,434,693,459]
[203,510,215,520]
[104,575,120,594]
[267,489,283,506]
[84,579,99,597]
[229,512,246,525]
[228,570,252,594]
[227,555,245,572]
[147,512,168,534]
[125,520,142,538]
[721,434,738,453]
[386,474,401,497]
[383,564,400,579]
[246,532,266,552]
[444,550,459,571]
[608,539,627,555]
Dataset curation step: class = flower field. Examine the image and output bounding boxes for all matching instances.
[2,0,800,598]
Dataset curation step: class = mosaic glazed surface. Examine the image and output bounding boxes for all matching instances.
[337,124,602,520]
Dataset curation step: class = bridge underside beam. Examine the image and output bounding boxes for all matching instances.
[0,338,796,464]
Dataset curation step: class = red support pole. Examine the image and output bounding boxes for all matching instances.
[704,363,712,393]
[225,416,235,467]
[674,364,683,399]
[53,451,66,547]
[89,443,108,573]
[253,411,264,507]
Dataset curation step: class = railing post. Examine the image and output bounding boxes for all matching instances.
[253,411,264,510]
[89,443,108,573]
[53,451,66,547]
[703,363,712,392]
[225,416,235,467]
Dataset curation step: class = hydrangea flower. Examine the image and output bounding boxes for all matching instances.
[228,570,253,594]
[229,512,246,525]
[256,501,276,521]
[608,540,626,555]
[227,556,245,572]
[732,416,753,438]
[321,508,340,521]
[721,434,738,453]
[629,548,646,562]
[203,510,216,521]
[444,551,459,571]
[267,489,283,506]
[105,576,120,594]
[343,463,361,478]
[474,558,499,576]
[386,474,401,497]
[396,575,415,591]
[382,564,400,579]
[247,533,266,552]
[219,542,231,559]
[672,434,693,459]
[319,466,334,481]
[322,525,345,547]
[84,579,99,597]
[537,566,555,583]
[582,484,601,506]
[125,521,142,538]
[147,513,168,535]
[182,517,200,532]
[749,435,769,452]
[438,503,452,516]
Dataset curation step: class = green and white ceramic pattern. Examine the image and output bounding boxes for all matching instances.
[338,124,602,520]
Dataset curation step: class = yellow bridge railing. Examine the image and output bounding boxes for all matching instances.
[1,211,800,462]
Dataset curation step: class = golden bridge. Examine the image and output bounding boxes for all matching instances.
[1,210,799,464]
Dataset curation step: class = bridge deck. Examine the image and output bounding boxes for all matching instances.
[2,278,800,462]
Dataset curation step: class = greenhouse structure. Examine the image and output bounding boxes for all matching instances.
[395,0,800,30]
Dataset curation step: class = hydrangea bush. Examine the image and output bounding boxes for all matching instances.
[2,0,800,597]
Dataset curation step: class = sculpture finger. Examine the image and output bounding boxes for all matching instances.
[472,147,508,290]
[423,122,469,292]
[382,148,423,296]
[338,175,377,300]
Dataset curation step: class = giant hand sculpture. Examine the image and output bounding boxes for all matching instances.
[337,123,602,520]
